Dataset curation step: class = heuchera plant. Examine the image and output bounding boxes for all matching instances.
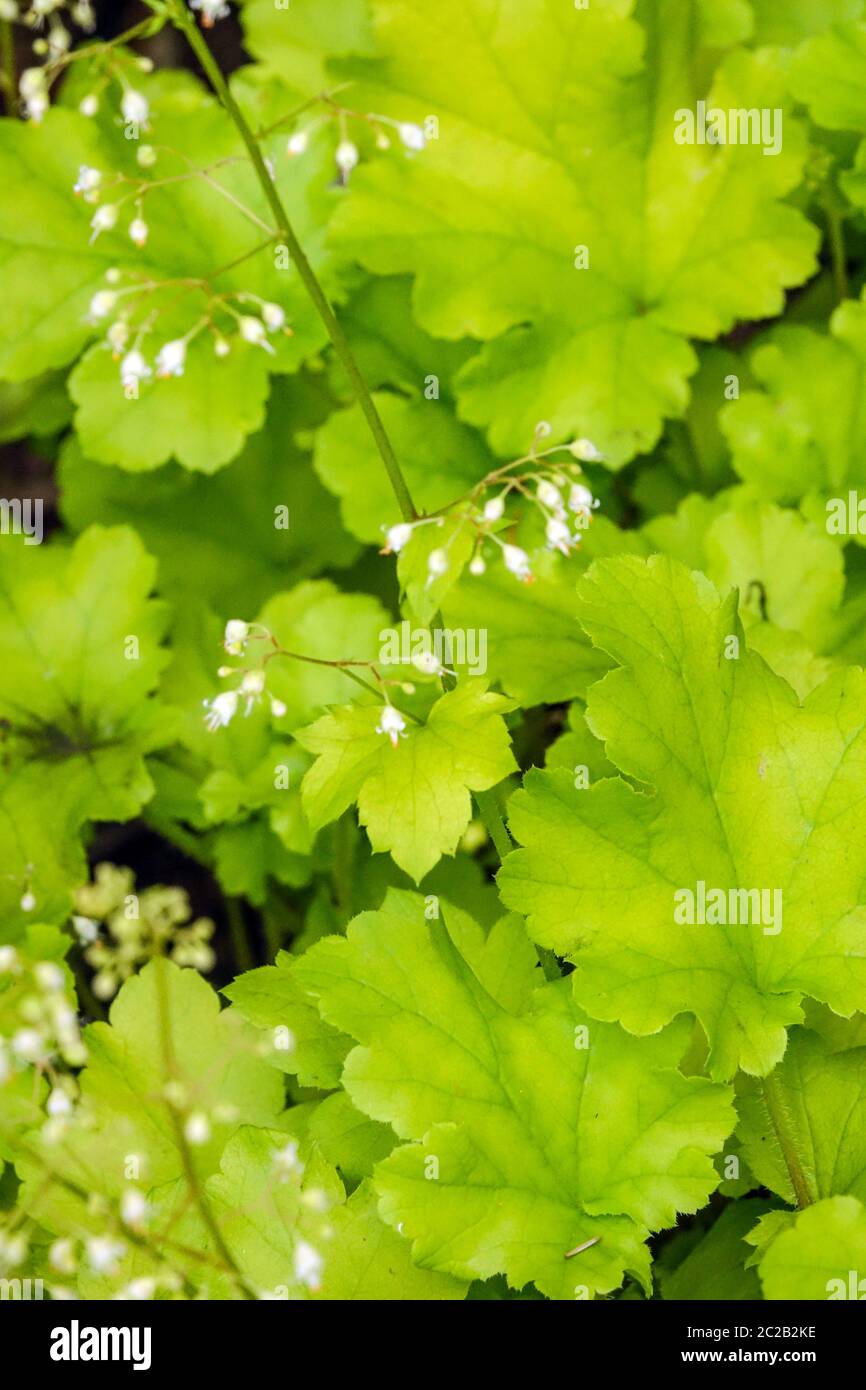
[0,0,865,1303]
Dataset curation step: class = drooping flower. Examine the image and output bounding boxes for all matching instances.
[376,704,407,748]
[73,164,102,201]
[119,348,151,391]
[383,522,413,553]
[223,619,249,654]
[569,437,603,463]
[335,140,359,179]
[261,301,286,332]
[427,548,449,578]
[88,290,117,323]
[287,130,308,156]
[203,690,239,732]
[190,0,231,26]
[545,515,575,556]
[238,315,275,353]
[502,543,532,582]
[128,215,149,248]
[90,203,119,243]
[398,121,426,151]
[121,89,149,128]
[483,495,505,522]
[155,339,187,379]
[293,1240,323,1291]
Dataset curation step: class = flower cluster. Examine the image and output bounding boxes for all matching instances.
[83,263,293,393]
[381,432,603,588]
[203,620,288,732]
[0,946,86,1105]
[283,101,426,185]
[15,10,153,126]
[74,864,216,1001]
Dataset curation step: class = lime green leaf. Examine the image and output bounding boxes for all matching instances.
[758,1195,866,1300]
[17,961,285,1227]
[753,0,863,47]
[294,890,734,1299]
[315,1179,467,1300]
[499,555,866,1080]
[0,69,342,469]
[298,681,516,881]
[313,392,491,544]
[721,303,866,508]
[0,526,169,935]
[224,950,352,1090]
[789,19,866,129]
[321,3,816,463]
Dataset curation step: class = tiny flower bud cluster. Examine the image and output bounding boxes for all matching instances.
[83,265,293,393]
[0,947,87,1109]
[202,621,288,731]
[74,864,216,1001]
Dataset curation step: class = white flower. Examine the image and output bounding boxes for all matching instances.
[120,1188,148,1228]
[469,554,486,576]
[483,495,505,522]
[79,94,99,117]
[293,1240,323,1291]
[376,704,407,748]
[335,140,359,176]
[72,914,99,945]
[73,164,102,200]
[398,122,425,151]
[88,290,117,322]
[11,1028,45,1063]
[546,516,575,555]
[20,889,36,912]
[262,302,286,332]
[214,335,231,358]
[223,618,249,654]
[0,946,19,973]
[86,1236,125,1275]
[47,1087,72,1117]
[537,479,562,510]
[184,1111,211,1145]
[128,216,148,247]
[0,1,18,20]
[0,1233,27,1269]
[35,961,64,992]
[120,349,151,390]
[203,690,238,732]
[287,130,308,156]
[240,669,266,713]
[270,697,287,718]
[137,144,157,169]
[427,548,449,578]
[569,438,603,463]
[412,649,449,676]
[384,522,413,553]
[72,1,96,30]
[191,0,231,25]
[123,1277,157,1300]
[20,68,48,122]
[502,543,532,582]
[121,89,149,127]
[49,1239,77,1275]
[568,482,596,514]
[90,203,119,242]
[271,1140,302,1179]
[107,320,130,354]
[155,339,187,379]
[238,315,275,353]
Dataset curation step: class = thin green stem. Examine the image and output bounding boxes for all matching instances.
[168,1,417,522]
[474,787,512,861]
[152,955,257,1298]
[762,1070,814,1210]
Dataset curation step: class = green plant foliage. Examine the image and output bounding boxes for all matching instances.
[0,0,864,1305]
